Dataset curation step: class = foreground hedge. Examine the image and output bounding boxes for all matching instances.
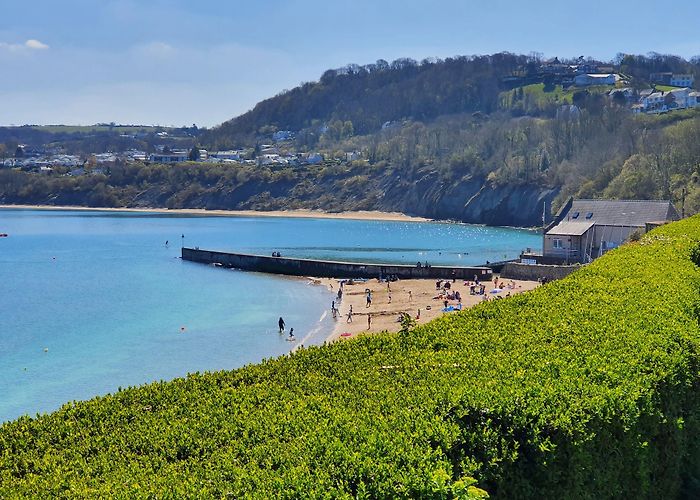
[2,217,700,498]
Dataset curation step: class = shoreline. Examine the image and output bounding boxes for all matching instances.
[315,276,540,342]
[0,204,429,223]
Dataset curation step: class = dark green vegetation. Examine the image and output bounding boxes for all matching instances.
[204,52,700,146]
[2,217,700,498]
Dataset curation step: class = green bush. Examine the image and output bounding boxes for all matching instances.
[2,217,700,498]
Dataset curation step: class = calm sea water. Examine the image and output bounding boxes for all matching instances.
[0,209,540,422]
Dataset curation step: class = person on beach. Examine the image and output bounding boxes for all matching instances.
[347,305,353,323]
[388,292,392,303]
[416,308,421,320]
[367,314,371,329]
[337,289,342,301]
[366,290,372,307]
[408,290,412,301]
[278,317,285,333]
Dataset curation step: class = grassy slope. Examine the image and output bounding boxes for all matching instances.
[1,218,700,498]
[499,83,616,109]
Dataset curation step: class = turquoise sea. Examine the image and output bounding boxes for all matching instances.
[0,209,541,422]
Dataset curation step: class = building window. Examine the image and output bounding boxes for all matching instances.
[553,238,563,249]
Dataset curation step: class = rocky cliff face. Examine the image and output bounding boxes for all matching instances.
[1,171,558,227]
[185,174,558,227]
[377,174,558,226]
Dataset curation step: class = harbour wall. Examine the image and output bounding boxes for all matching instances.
[182,248,493,281]
[499,262,580,281]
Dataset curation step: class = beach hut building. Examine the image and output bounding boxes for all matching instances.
[543,199,679,263]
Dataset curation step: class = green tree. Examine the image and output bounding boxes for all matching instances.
[603,154,658,199]
[188,146,201,161]
[341,120,354,139]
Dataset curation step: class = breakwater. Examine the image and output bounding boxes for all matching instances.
[182,248,493,281]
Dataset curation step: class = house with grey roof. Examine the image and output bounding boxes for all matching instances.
[541,199,679,263]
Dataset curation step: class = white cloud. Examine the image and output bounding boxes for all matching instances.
[0,42,23,51]
[25,39,49,50]
[135,41,174,58]
[0,39,49,51]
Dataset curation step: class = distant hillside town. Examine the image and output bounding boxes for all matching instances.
[1,140,338,173]
[505,57,699,114]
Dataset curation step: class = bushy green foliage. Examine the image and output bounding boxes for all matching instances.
[2,217,700,497]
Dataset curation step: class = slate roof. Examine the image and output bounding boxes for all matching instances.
[563,199,679,227]
[547,220,595,236]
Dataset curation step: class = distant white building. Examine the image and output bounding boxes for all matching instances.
[305,152,323,164]
[94,153,117,163]
[690,91,700,107]
[149,150,188,163]
[639,88,700,113]
[670,74,694,88]
[574,73,618,86]
[650,73,695,88]
[258,153,281,166]
[125,150,148,162]
[209,150,243,161]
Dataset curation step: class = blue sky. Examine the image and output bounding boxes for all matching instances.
[1,0,698,127]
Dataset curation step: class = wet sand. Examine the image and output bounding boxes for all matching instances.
[0,205,428,222]
[319,277,540,342]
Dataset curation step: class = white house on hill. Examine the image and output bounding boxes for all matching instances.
[670,74,694,87]
[574,73,618,86]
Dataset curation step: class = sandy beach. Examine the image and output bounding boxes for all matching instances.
[319,276,540,342]
[0,204,429,223]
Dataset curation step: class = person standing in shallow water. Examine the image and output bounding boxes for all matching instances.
[278,317,285,333]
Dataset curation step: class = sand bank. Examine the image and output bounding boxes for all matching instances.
[317,276,540,342]
[0,205,428,223]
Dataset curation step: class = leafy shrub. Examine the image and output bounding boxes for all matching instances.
[1,217,700,498]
